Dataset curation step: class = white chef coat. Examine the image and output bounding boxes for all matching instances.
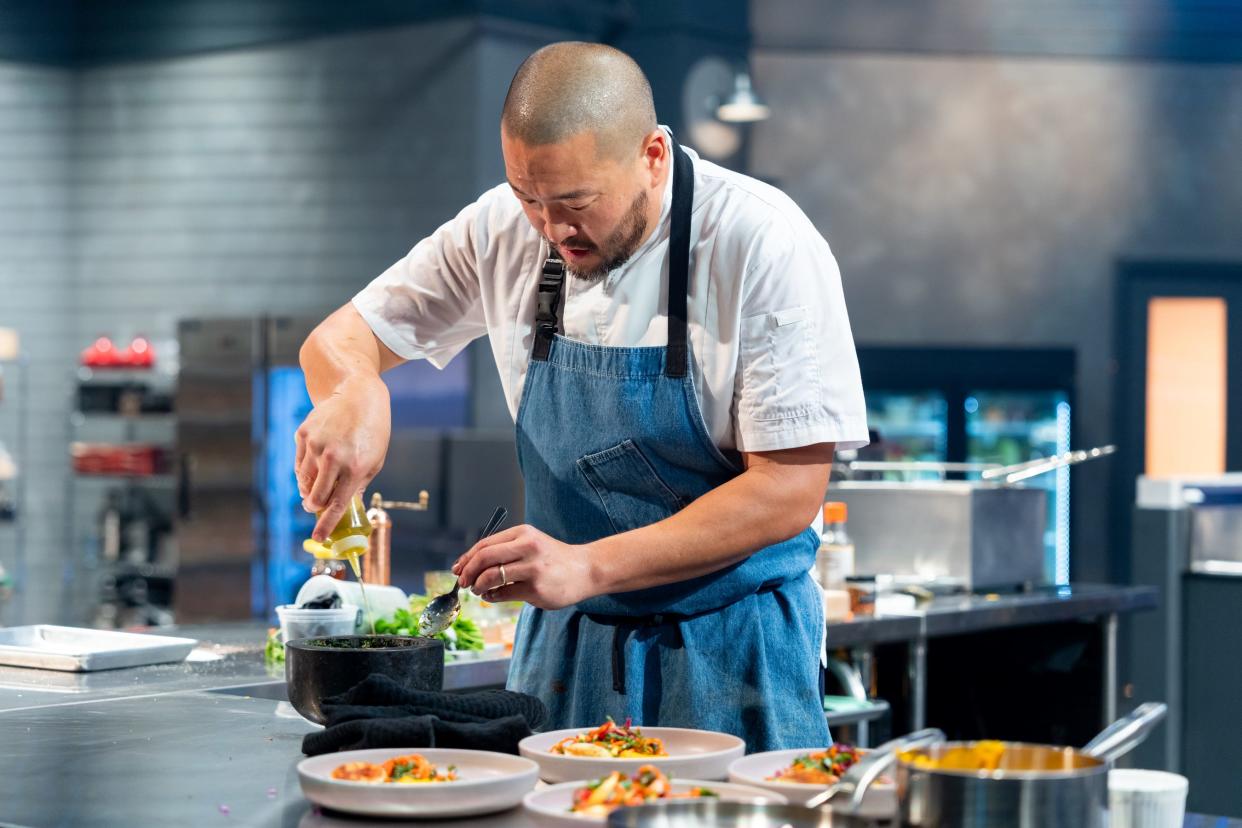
[353,136,869,455]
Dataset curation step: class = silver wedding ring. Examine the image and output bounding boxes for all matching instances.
[499,563,509,587]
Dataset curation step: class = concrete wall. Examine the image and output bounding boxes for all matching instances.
[748,51,1242,580]
[0,61,75,623]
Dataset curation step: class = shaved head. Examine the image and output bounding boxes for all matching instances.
[502,42,657,161]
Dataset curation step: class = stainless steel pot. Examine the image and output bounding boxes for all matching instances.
[605,800,895,827]
[885,703,1167,828]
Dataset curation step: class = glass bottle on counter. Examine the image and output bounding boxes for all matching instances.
[815,501,855,590]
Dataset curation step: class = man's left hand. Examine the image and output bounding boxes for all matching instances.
[452,524,596,610]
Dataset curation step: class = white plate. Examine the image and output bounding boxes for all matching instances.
[728,747,897,814]
[523,778,787,826]
[296,747,538,818]
[520,727,745,783]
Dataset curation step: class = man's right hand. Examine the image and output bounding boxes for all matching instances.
[295,374,392,542]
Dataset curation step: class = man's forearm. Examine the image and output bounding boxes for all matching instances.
[583,457,830,595]
[300,305,397,404]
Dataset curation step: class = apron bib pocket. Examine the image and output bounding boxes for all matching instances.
[577,439,686,533]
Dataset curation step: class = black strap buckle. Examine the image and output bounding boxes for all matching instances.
[532,253,565,361]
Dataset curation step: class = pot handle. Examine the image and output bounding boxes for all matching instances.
[1081,702,1168,763]
[808,727,945,812]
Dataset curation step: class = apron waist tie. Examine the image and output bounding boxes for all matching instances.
[582,614,674,695]
[585,581,785,695]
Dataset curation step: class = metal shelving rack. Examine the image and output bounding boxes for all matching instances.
[67,366,178,628]
[0,355,28,625]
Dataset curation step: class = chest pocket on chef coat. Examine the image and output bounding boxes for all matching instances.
[739,305,820,422]
[576,440,686,534]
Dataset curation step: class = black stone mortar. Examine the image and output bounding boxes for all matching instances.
[285,635,445,725]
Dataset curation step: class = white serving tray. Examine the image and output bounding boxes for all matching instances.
[0,625,198,672]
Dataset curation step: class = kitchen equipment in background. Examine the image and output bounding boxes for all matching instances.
[364,491,430,585]
[832,482,1047,591]
[174,316,511,624]
[855,348,1075,585]
[830,445,1114,590]
[1128,473,1242,816]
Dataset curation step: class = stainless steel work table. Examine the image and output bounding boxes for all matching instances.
[0,585,1161,827]
[832,584,1157,734]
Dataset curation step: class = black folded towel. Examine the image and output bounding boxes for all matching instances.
[301,674,549,757]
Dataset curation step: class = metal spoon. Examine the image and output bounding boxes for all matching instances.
[418,506,508,637]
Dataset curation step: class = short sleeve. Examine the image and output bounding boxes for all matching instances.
[733,216,870,453]
[352,197,490,369]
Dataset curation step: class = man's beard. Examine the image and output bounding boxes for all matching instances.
[549,189,649,282]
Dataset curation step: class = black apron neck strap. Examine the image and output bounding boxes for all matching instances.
[530,135,695,379]
[663,138,693,378]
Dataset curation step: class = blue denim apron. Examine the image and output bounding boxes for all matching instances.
[505,141,829,752]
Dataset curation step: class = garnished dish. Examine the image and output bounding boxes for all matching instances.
[551,717,668,759]
[331,753,458,784]
[570,766,717,817]
[766,743,864,784]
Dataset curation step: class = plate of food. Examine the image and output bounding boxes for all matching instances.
[727,743,897,812]
[296,748,539,817]
[523,763,786,826]
[519,717,745,783]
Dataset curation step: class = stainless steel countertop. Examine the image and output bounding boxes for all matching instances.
[826,583,1157,648]
[0,622,510,712]
[0,691,543,827]
[0,585,1163,827]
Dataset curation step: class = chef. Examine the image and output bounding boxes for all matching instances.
[296,42,868,751]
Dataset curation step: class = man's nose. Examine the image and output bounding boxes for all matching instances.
[541,212,576,245]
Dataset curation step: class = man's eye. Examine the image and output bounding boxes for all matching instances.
[567,203,590,211]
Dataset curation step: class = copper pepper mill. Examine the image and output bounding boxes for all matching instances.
[364,490,429,585]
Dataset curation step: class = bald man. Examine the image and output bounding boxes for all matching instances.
[297,42,868,751]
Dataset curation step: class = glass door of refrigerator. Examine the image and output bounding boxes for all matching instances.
[965,391,1071,584]
[863,392,949,480]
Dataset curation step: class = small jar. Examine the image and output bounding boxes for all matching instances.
[846,575,877,616]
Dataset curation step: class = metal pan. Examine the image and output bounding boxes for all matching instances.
[605,800,895,827]
[881,703,1167,828]
[0,625,198,671]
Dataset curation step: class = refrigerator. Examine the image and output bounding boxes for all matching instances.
[855,348,1075,585]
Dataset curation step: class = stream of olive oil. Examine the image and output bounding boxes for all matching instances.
[345,553,376,636]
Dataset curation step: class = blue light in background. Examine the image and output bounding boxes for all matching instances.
[1054,400,1072,585]
[964,396,979,414]
[260,366,316,618]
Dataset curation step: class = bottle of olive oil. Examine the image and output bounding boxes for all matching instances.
[315,495,376,635]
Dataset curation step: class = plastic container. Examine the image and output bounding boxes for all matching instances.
[294,575,408,628]
[1108,769,1188,828]
[815,501,855,590]
[276,604,361,644]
